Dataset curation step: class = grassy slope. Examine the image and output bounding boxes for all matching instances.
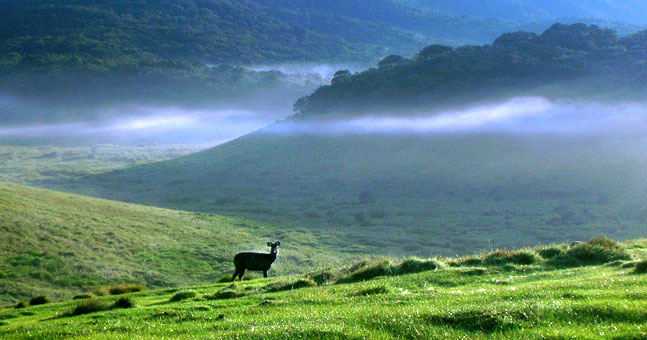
[0,182,355,305]
[1,239,647,339]
[61,133,647,256]
[0,144,205,187]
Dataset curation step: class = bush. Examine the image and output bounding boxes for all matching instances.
[71,299,106,316]
[554,237,631,266]
[354,285,392,296]
[14,301,27,309]
[537,246,563,259]
[265,279,316,292]
[112,297,134,309]
[73,293,93,300]
[307,270,336,285]
[109,284,144,295]
[633,260,647,274]
[206,289,244,300]
[397,258,440,274]
[169,290,196,302]
[216,275,234,283]
[29,296,49,306]
[93,284,144,296]
[483,250,538,265]
[337,260,393,283]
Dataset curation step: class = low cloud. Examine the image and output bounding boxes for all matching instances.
[265,97,647,136]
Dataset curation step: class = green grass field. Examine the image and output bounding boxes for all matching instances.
[0,182,360,305]
[2,238,646,339]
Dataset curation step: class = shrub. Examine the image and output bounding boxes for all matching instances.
[483,250,538,265]
[354,285,392,296]
[397,258,440,274]
[554,237,631,266]
[537,246,563,259]
[633,260,647,274]
[307,270,336,285]
[29,296,49,306]
[216,275,234,283]
[206,289,244,300]
[73,293,93,300]
[112,297,134,309]
[14,301,27,309]
[337,260,393,283]
[426,310,514,332]
[169,290,196,302]
[108,284,144,295]
[71,299,106,316]
[93,284,144,296]
[265,279,316,292]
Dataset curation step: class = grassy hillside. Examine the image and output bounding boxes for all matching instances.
[0,144,204,186]
[0,182,355,305]
[2,238,647,339]
[61,133,647,257]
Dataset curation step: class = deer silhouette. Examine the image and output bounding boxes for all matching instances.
[232,242,280,281]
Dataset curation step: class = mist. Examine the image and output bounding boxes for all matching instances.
[265,97,647,136]
[0,105,278,145]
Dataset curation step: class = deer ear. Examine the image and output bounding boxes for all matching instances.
[276,242,281,246]
[267,242,272,246]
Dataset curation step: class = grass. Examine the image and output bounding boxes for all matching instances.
[0,182,358,305]
[0,144,204,188]
[53,133,647,258]
[1,239,647,339]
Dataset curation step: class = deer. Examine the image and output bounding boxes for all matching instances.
[232,242,280,281]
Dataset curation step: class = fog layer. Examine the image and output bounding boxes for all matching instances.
[266,97,647,136]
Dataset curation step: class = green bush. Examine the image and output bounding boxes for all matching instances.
[354,285,392,296]
[112,297,134,309]
[633,260,647,274]
[554,237,631,266]
[216,275,234,283]
[73,293,93,300]
[92,284,144,296]
[397,258,440,274]
[206,289,244,300]
[537,246,563,259]
[483,250,538,265]
[169,290,196,302]
[14,301,27,309]
[337,260,393,283]
[28,296,49,306]
[307,270,336,285]
[71,299,106,316]
[265,279,316,292]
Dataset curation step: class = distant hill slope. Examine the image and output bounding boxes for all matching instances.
[2,0,645,72]
[62,132,647,257]
[295,24,647,117]
[0,182,348,304]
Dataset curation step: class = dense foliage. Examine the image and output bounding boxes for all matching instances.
[294,24,647,117]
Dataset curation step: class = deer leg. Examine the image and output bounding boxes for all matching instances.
[263,270,268,278]
[232,269,239,281]
[238,269,246,281]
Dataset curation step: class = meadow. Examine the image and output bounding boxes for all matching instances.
[0,182,360,305]
[0,144,204,187]
[1,238,646,339]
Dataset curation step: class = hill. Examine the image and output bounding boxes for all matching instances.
[0,182,353,305]
[57,24,647,256]
[2,238,647,338]
[294,24,647,117]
